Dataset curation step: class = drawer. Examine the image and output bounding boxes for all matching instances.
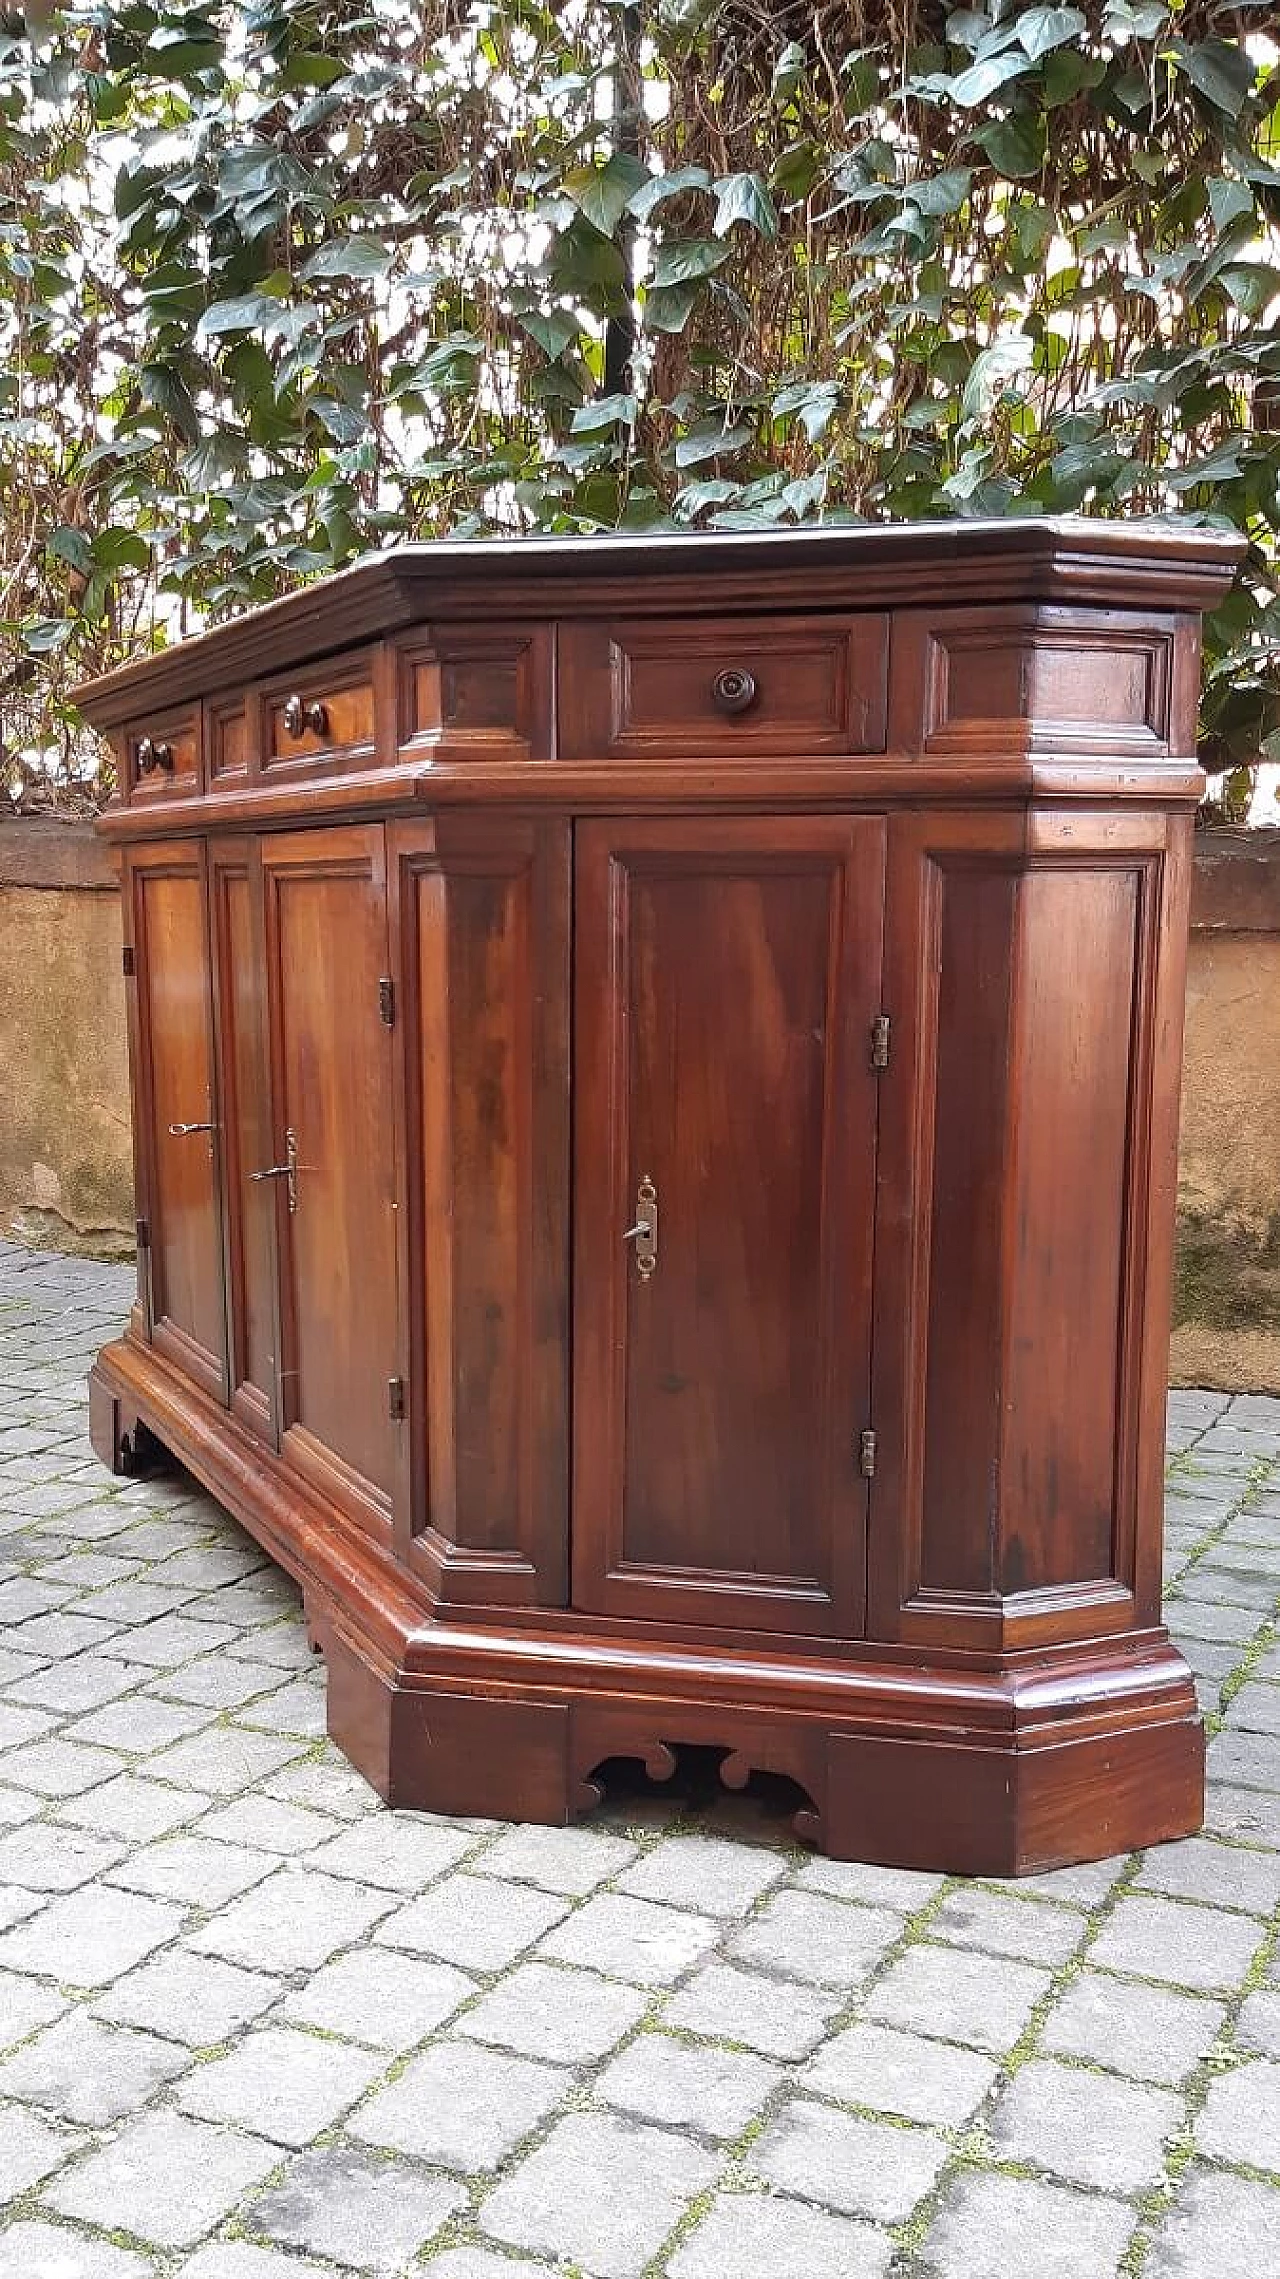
[122,712,199,803]
[262,656,377,772]
[560,614,889,760]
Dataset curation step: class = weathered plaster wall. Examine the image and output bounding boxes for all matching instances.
[1172,829,1280,1395]
[0,822,133,1259]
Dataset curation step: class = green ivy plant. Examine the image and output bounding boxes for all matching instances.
[1,0,1277,807]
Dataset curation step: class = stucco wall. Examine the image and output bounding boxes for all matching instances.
[1172,829,1280,1394]
[0,822,133,1258]
[0,817,1277,1384]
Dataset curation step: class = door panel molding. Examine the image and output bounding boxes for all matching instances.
[209,836,279,1448]
[124,841,228,1404]
[259,824,402,1538]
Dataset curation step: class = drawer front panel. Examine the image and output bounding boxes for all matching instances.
[263,661,377,770]
[562,615,888,759]
[124,715,199,803]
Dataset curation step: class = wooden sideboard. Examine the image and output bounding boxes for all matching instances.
[79,520,1242,1872]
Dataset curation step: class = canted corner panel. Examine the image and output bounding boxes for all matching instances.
[904,608,1174,759]
[997,856,1152,1617]
[394,818,570,1607]
[396,625,554,763]
[887,841,1150,1650]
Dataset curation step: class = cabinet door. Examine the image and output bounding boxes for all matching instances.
[123,842,228,1402]
[573,815,886,1638]
[260,825,401,1537]
[209,838,278,1448]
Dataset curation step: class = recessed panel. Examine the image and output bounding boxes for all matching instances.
[263,829,398,1529]
[1000,864,1141,1592]
[132,853,226,1399]
[210,851,275,1439]
[917,611,1173,755]
[919,865,1018,1598]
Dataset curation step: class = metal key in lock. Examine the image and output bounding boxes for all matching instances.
[623,1174,658,1279]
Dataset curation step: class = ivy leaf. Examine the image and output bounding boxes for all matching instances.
[1207,179,1254,234]
[947,54,1032,107]
[642,280,706,333]
[961,336,1034,419]
[301,237,393,282]
[976,113,1047,176]
[552,221,628,303]
[713,172,779,239]
[1167,437,1252,489]
[564,151,649,236]
[281,51,347,91]
[773,142,819,201]
[571,393,638,433]
[48,526,92,575]
[1015,8,1087,62]
[196,295,283,343]
[1012,199,1056,259]
[947,12,1000,53]
[675,417,755,468]
[139,361,200,442]
[312,398,369,445]
[409,335,484,392]
[907,169,973,217]
[628,165,711,222]
[651,237,730,287]
[1171,39,1257,116]
[517,308,582,359]
[772,378,842,441]
[23,618,75,654]
[1043,47,1106,105]
[1102,2,1169,36]
[772,42,806,100]
[182,433,245,487]
[90,528,151,571]
[673,478,742,520]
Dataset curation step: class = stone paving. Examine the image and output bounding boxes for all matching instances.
[0,1238,1278,2279]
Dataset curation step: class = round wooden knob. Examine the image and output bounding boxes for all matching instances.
[153,740,174,772]
[711,667,758,716]
[284,695,330,739]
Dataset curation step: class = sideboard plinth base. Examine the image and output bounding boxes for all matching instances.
[318,1615,1203,1877]
[88,1336,1204,1877]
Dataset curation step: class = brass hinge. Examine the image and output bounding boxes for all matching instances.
[135,1216,150,1251]
[378,977,395,1028]
[858,1428,877,1479]
[122,944,136,977]
[388,1376,405,1422]
[870,1013,891,1071]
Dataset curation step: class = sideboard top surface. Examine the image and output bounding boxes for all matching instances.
[74,516,1243,728]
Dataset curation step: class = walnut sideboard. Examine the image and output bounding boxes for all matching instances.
[80,520,1243,1873]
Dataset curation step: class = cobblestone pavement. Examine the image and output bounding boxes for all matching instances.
[0,1241,1279,2279]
